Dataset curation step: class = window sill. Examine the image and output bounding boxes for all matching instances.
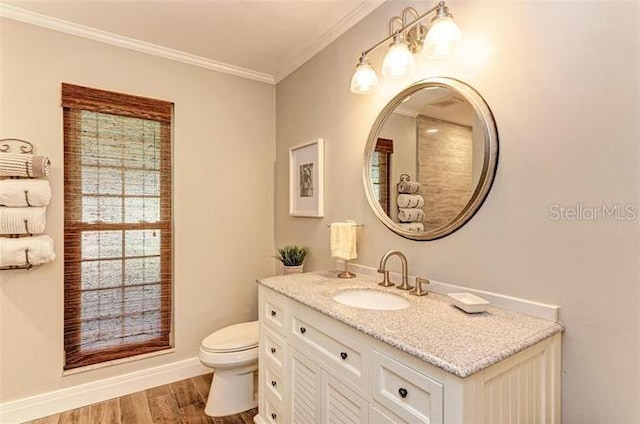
[62,348,175,376]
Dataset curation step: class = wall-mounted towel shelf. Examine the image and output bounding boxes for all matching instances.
[396,174,425,233]
[1,138,53,271]
[0,138,34,154]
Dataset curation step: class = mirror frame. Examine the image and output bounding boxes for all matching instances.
[363,77,499,240]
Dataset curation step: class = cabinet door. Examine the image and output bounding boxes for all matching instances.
[323,374,369,424]
[289,347,321,424]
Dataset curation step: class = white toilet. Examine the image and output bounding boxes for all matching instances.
[199,320,259,417]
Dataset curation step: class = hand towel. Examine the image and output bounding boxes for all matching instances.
[397,180,421,194]
[0,235,55,267]
[0,180,52,207]
[397,222,425,233]
[398,208,425,223]
[0,207,47,234]
[0,154,51,177]
[330,221,357,260]
[396,194,424,209]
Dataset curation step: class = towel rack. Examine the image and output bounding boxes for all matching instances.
[0,138,40,179]
[0,247,32,271]
[0,138,34,154]
[1,138,50,271]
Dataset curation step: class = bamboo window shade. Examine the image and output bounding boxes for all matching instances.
[373,138,393,216]
[63,83,173,370]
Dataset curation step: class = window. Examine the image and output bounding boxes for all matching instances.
[63,84,173,370]
[372,138,393,215]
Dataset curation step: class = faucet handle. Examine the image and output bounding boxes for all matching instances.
[377,269,394,287]
[411,277,429,296]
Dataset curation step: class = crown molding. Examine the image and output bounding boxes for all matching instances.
[273,0,386,83]
[0,4,276,84]
[394,107,420,118]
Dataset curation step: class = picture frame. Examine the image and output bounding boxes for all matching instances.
[289,138,324,217]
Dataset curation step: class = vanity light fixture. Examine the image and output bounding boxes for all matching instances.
[381,33,415,78]
[350,1,462,94]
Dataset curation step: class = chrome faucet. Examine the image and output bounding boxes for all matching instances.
[377,250,413,290]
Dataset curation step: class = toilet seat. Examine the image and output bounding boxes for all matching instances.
[201,321,259,353]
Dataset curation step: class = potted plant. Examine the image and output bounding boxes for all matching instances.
[274,245,309,275]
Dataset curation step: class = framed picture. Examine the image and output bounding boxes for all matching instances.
[289,138,324,217]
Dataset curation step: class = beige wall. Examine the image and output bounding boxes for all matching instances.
[275,2,640,423]
[0,19,275,402]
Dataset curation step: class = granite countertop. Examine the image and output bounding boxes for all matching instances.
[258,271,563,378]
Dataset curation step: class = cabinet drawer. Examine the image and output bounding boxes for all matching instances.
[291,313,364,386]
[261,289,287,335]
[263,392,285,424]
[264,364,285,404]
[371,350,444,424]
[262,327,286,372]
[370,403,407,424]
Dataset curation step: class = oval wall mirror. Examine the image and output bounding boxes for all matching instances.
[363,77,498,240]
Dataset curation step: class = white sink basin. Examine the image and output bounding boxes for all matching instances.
[333,289,410,311]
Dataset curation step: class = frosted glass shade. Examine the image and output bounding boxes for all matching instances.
[350,61,379,94]
[381,42,415,78]
[424,16,462,58]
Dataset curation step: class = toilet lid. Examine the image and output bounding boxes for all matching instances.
[201,321,259,353]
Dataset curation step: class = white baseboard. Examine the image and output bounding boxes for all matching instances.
[0,357,210,423]
[340,261,560,322]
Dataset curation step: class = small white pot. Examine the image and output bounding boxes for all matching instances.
[283,265,304,275]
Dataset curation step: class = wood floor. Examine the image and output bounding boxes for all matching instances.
[25,373,258,424]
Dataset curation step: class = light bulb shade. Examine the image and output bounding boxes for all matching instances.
[424,15,462,58]
[382,41,415,78]
[350,60,379,94]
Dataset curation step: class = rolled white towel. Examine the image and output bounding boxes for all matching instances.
[397,222,425,233]
[0,235,55,267]
[330,221,357,260]
[398,208,425,223]
[0,207,47,234]
[397,180,421,194]
[0,154,51,177]
[0,180,52,207]
[396,194,424,209]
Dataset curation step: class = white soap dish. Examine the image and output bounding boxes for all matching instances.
[448,292,490,314]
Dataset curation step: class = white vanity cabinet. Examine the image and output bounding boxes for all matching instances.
[255,286,562,424]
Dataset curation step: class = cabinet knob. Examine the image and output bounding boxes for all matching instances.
[398,387,408,399]
[340,351,348,360]
[270,347,276,354]
[300,327,306,334]
[271,380,277,387]
[271,412,277,420]
[270,310,276,317]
